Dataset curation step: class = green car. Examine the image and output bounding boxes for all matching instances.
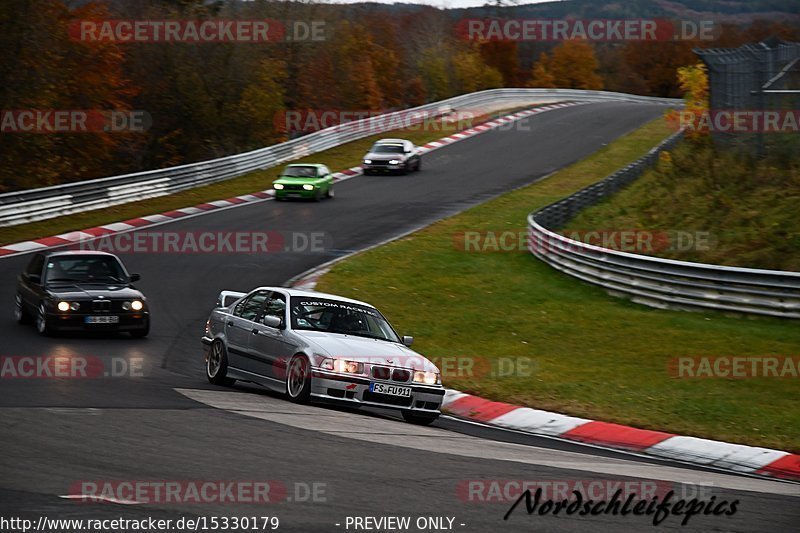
[273,164,335,201]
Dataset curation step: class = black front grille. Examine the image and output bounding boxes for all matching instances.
[92,300,112,312]
[363,391,413,407]
[392,369,411,383]
[283,184,303,191]
[372,365,412,383]
[372,366,391,380]
[370,160,391,166]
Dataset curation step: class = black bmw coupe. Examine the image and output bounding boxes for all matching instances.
[15,251,149,337]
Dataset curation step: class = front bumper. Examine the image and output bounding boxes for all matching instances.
[310,369,444,413]
[363,162,405,173]
[48,311,149,331]
[274,188,317,199]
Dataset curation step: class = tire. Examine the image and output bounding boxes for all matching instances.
[326,186,334,199]
[35,303,55,336]
[313,188,322,202]
[130,318,149,338]
[275,195,284,202]
[286,355,311,403]
[415,159,422,172]
[206,340,235,386]
[402,410,439,426]
[399,163,408,175]
[14,293,31,324]
[363,169,372,176]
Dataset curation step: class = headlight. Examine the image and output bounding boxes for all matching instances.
[333,359,364,374]
[302,184,314,191]
[122,300,144,311]
[363,159,372,164]
[414,371,441,385]
[273,183,284,190]
[320,358,363,374]
[389,159,400,165]
[57,301,70,312]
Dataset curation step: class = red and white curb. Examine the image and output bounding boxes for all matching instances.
[289,238,800,485]
[441,390,800,482]
[0,101,581,260]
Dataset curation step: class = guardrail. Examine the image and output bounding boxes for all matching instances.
[0,89,679,227]
[528,133,800,319]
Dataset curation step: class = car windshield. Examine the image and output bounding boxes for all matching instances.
[282,166,318,178]
[290,297,401,342]
[44,256,127,284]
[372,144,404,154]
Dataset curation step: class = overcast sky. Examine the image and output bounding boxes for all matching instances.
[325,0,556,9]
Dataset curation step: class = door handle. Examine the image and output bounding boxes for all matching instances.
[251,328,259,335]
[227,321,234,327]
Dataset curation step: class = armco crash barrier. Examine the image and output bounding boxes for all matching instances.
[0,89,678,227]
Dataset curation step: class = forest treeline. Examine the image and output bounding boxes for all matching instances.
[0,0,797,192]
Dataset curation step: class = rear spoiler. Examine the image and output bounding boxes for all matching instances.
[216,290,246,308]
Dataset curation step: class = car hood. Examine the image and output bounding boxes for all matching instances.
[46,284,144,300]
[273,176,320,184]
[364,151,407,161]
[294,330,439,372]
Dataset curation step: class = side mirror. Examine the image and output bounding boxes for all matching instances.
[28,274,41,285]
[129,273,141,282]
[402,336,414,347]
[262,315,282,329]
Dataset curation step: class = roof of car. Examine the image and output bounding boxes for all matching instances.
[375,138,408,144]
[43,250,118,258]
[285,163,325,168]
[254,286,376,308]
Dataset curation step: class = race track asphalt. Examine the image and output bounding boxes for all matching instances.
[1,102,796,532]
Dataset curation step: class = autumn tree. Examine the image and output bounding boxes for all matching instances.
[529,52,556,88]
[536,40,603,90]
[0,0,136,191]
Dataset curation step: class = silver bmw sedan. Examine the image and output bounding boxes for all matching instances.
[201,287,444,424]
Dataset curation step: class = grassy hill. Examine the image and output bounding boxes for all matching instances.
[564,138,800,271]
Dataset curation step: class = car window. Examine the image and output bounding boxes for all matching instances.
[26,254,45,277]
[263,292,286,325]
[290,297,400,342]
[282,166,317,178]
[233,290,269,321]
[372,144,404,154]
[44,256,126,284]
[319,166,329,176]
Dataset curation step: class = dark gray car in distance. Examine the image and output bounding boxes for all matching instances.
[362,138,422,175]
[202,286,444,424]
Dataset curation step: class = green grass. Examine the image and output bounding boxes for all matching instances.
[564,138,800,271]
[315,118,800,452]
[0,106,531,247]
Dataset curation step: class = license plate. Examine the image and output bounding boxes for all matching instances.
[370,382,411,397]
[287,193,302,198]
[85,315,119,324]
